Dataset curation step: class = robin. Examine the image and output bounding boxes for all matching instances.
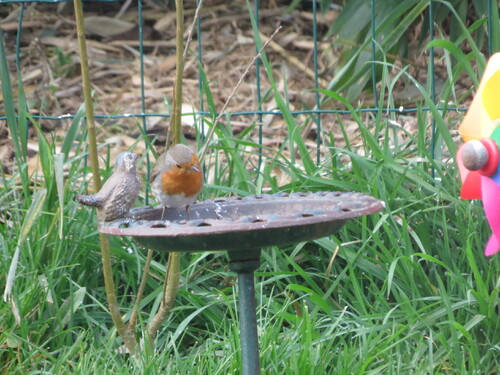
[150,144,203,212]
[76,152,141,221]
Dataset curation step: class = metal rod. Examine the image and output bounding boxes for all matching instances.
[0,106,468,123]
[228,250,262,375]
[237,270,261,375]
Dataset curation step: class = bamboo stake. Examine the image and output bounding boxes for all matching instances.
[147,0,185,341]
[73,0,137,354]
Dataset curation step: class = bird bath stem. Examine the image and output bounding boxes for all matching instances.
[228,249,262,375]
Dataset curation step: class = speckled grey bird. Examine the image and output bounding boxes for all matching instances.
[76,152,141,221]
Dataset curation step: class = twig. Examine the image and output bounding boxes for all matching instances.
[170,0,185,146]
[183,0,204,59]
[200,7,286,28]
[258,30,329,89]
[147,250,181,339]
[73,0,137,355]
[199,25,282,162]
[147,0,186,342]
[73,2,100,190]
[128,248,153,330]
[115,0,133,20]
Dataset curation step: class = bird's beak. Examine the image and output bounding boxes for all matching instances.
[191,165,201,173]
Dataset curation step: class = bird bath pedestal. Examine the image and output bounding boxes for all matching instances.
[99,192,384,375]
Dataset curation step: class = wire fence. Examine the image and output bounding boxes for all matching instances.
[0,0,497,168]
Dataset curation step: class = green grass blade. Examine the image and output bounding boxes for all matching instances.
[61,103,86,161]
[438,1,487,71]
[245,0,315,174]
[16,72,28,161]
[60,286,86,327]
[427,39,479,86]
[33,121,54,186]
[54,153,65,239]
[3,188,47,302]
[490,0,500,52]
[0,31,20,159]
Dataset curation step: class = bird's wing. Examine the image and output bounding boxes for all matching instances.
[150,152,169,183]
[95,173,122,201]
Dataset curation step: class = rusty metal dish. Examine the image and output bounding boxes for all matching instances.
[99,192,384,252]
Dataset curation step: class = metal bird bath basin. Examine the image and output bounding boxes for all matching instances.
[99,191,384,374]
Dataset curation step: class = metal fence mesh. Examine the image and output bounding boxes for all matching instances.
[0,0,497,168]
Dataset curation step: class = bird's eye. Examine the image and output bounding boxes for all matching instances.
[176,164,182,168]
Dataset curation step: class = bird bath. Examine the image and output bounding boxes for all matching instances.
[99,191,384,375]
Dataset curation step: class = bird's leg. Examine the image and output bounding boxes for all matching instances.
[185,204,190,220]
[161,204,167,220]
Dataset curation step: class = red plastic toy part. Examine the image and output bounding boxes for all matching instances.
[479,138,499,176]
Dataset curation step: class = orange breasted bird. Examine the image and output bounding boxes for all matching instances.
[150,144,203,210]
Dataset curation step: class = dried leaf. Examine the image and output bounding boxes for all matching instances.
[154,13,175,32]
[84,16,135,38]
[159,55,177,73]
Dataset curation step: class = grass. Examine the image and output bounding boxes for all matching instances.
[1,10,500,375]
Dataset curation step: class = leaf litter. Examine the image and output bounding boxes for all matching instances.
[0,0,471,187]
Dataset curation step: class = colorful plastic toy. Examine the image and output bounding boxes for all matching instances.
[457,52,500,256]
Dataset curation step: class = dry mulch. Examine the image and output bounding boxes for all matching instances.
[0,0,469,178]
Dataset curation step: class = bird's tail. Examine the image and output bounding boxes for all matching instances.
[76,194,102,207]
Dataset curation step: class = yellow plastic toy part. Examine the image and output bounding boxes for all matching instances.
[459,52,500,142]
